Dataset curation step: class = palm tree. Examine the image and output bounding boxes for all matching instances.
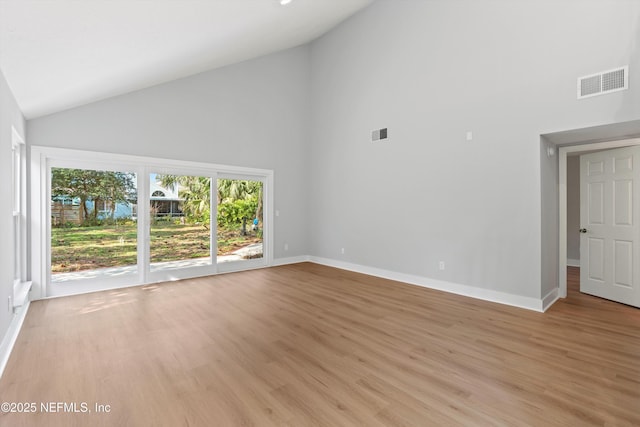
[217,179,263,221]
[178,176,211,223]
[158,175,211,223]
[157,175,263,224]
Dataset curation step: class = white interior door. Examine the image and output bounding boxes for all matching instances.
[580,146,640,307]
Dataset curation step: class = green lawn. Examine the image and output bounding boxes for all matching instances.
[51,223,261,273]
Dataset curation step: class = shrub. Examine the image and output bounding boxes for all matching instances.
[217,199,258,228]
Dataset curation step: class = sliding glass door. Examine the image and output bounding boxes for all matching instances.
[35,147,273,298]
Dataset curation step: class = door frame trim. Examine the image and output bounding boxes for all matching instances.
[558,137,640,298]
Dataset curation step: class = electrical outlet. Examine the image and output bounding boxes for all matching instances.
[284,243,289,251]
[341,248,345,255]
[439,261,445,270]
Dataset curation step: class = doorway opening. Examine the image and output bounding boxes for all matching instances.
[558,137,640,299]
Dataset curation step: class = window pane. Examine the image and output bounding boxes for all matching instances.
[12,146,20,212]
[217,178,263,263]
[50,167,138,283]
[13,215,20,282]
[149,173,212,272]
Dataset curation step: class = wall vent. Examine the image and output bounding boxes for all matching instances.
[577,66,628,99]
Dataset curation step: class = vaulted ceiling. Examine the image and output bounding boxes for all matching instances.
[0,0,374,119]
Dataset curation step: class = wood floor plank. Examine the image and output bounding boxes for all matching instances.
[0,263,638,426]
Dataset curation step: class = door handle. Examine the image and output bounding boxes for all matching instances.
[579,228,588,233]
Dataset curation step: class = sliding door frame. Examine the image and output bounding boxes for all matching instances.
[31,146,274,299]
[46,157,142,297]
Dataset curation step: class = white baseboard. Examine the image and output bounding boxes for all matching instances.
[567,259,580,267]
[0,301,30,379]
[541,288,560,312]
[272,255,311,267]
[308,257,545,312]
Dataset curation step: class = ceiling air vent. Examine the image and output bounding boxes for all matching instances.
[578,66,628,99]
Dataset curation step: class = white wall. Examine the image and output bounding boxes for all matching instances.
[309,0,640,299]
[567,156,581,263]
[22,0,640,307]
[0,69,26,348]
[28,46,311,261]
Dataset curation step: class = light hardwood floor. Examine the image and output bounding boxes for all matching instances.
[0,264,638,426]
